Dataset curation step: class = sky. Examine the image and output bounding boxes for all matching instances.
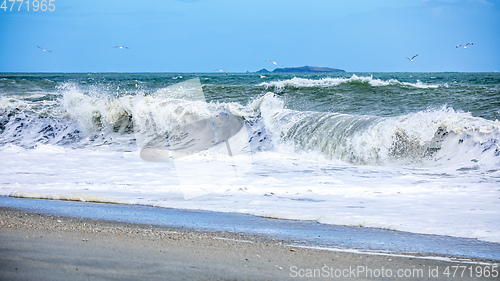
[0,0,499,72]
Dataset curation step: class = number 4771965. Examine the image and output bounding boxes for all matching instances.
[1,0,55,12]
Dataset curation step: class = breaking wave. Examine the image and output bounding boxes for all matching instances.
[258,93,500,169]
[259,74,440,91]
[1,80,498,170]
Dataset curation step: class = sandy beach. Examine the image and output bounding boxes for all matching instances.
[1,205,498,281]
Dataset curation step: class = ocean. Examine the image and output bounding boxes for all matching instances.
[1,72,499,243]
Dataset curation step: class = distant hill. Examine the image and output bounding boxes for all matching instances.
[256,66,345,73]
[256,68,271,73]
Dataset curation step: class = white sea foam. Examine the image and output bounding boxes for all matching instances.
[1,138,499,242]
[258,75,440,90]
[259,93,500,168]
[1,77,499,244]
[9,191,128,204]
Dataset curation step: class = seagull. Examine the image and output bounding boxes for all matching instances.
[112,46,129,49]
[37,46,52,52]
[214,69,228,75]
[456,43,473,48]
[260,75,268,79]
[406,54,418,62]
[265,60,282,66]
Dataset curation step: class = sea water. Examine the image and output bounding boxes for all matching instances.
[1,72,499,243]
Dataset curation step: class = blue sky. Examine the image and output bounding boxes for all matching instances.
[0,0,499,72]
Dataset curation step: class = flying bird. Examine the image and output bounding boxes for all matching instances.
[37,46,52,52]
[265,60,282,66]
[214,69,228,75]
[456,43,473,48]
[260,75,268,79]
[406,54,418,62]
[112,46,129,49]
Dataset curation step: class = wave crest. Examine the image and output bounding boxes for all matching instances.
[259,94,500,168]
[259,74,440,91]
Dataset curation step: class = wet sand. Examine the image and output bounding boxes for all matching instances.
[1,207,498,281]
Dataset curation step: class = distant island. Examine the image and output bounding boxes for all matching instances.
[256,65,345,73]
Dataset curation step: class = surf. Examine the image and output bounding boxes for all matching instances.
[258,93,500,169]
[259,74,440,92]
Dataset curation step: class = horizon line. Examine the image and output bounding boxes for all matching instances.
[1,71,498,74]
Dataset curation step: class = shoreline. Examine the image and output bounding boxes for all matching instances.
[1,207,499,281]
[1,196,499,261]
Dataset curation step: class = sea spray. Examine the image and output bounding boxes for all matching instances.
[1,73,499,242]
[259,93,500,168]
[259,74,440,92]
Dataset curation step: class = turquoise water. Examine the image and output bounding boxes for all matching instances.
[2,72,498,119]
[1,72,499,243]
